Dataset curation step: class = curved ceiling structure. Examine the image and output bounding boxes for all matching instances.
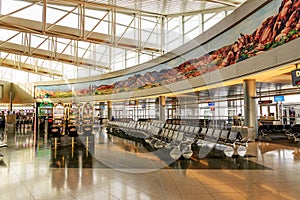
[0,0,298,105]
[0,0,246,81]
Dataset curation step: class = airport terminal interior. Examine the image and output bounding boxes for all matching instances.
[1,0,300,199]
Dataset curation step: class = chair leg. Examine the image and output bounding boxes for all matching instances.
[86,136,89,149]
[72,146,74,158]
[71,137,75,148]
[54,138,58,149]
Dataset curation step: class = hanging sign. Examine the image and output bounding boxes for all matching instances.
[208,102,215,107]
[258,100,272,104]
[291,70,300,86]
[274,96,285,102]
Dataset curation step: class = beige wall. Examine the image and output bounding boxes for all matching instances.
[0,81,35,104]
[11,83,35,104]
[0,81,12,103]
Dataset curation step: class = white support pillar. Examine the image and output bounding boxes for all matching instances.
[159,96,166,122]
[243,79,258,139]
[107,101,112,120]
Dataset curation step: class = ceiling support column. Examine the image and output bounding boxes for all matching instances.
[243,79,258,140]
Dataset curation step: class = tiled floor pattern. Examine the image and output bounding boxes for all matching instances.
[1,131,300,199]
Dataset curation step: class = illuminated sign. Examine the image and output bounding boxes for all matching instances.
[128,100,137,105]
[208,102,215,107]
[274,96,285,102]
[258,100,272,104]
[291,70,300,86]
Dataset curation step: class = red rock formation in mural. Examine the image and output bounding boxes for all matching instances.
[93,0,299,95]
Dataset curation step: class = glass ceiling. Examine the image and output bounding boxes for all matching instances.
[86,0,246,15]
[0,0,246,84]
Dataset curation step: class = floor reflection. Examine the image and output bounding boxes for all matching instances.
[257,141,300,165]
[0,160,6,167]
[293,149,300,160]
[168,156,270,170]
[106,134,149,154]
[48,131,270,170]
[50,146,108,169]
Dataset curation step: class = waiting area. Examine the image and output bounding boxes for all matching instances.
[0,0,300,199]
[1,123,300,199]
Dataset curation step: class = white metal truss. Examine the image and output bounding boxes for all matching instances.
[0,53,62,77]
[0,33,110,69]
[0,0,245,79]
[0,2,162,52]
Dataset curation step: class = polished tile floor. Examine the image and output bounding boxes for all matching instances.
[1,129,300,200]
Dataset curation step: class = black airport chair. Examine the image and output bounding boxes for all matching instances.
[49,125,63,149]
[82,124,93,149]
[68,125,78,148]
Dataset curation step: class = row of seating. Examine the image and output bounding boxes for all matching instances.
[257,124,300,142]
[0,131,7,161]
[49,124,94,136]
[107,121,195,159]
[196,128,250,158]
[49,124,94,149]
[165,118,212,127]
[283,124,300,142]
[258,124,291,137]
[147,123,200,159]
[107,120,251,159]
[107,121,164,139]
[147,123,201,148]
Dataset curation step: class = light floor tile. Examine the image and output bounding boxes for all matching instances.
[76,190,118,200]
[211,192,247,200]
[241,192,281,200]
[177,185,209,195]
[101,184,140,199]
[0,186,35,199]
[35,191,76,200]
[204,184,238,193]
[181,193,215,200]
[2,132,300,200]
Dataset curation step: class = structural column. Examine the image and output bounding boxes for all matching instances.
[243,79,258,139]
[107,101,113,120]
[159,96,166,122]
[9,83,13,113]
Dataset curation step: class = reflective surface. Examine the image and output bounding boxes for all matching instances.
[1,128,300,199]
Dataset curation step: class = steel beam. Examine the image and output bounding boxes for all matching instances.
[0,55,62,77]
[0,15,160,53]
[0,40,110,70]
